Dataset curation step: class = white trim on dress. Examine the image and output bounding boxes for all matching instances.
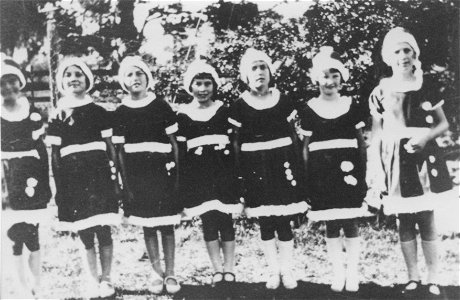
[56,213,121,232]
[244,201,309,218]
[307,204,374,221]
[1,149,40,160]
[241,137,292,152]
[125,214,181,227]
[308,138,358,152]
[60,141,107,157]
[187,135,230,149]
[183,200,244,218]
[123,142,172,153]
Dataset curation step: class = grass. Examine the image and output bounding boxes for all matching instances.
[1,211,459,299]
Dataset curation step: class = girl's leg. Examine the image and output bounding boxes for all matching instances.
[202,212,224,273]
[398,213,420,283]
[28,250,41,292]
[326,220,345,292]
[417,210,440,293]
[161,225,181,293]
[96,226,113,283]
[143,227,164,280]
[8,223,33,294]
[219,214,236,275]
[79,227,101,297]
[343,219,360,292]
[276,216,297,289]
[259,217,280,289]
[79,228,100,283]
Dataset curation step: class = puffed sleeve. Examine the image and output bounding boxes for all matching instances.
[160,99,179,135]
[369,85,385,119]
[352,96,370,130]
[97,105,113,139]
[111,107,125,144]
[283,96,298,123]
[228,99,243,128]
[29,106,46,141]
[175,112,188,143]
[45,109,63,146]
[298,106,314,138]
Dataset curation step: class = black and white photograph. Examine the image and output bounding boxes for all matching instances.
[1,0,459,299]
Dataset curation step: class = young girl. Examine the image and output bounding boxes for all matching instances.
[299,47,370,293]
[46,57,120,298]
[368,27,452,297]
[1,59,51,298]
[229,48,308,290]
[177,60,243,287]
[113,56,181,294]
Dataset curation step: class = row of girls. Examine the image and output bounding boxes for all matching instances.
[1,27,452,299]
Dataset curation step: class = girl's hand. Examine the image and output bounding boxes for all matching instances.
[405,128,431,153]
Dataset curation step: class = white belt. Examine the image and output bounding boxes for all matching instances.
[241,137,292,152]
[187,134,230,149]
[61,141,107,157]
[124,142,172,153]
[1,149,40,160]
[308,138,358,152]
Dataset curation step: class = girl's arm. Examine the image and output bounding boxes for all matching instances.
[114,144,133,206]
[103,137,122,196]
[356,128,367,173]
[168,134,180,190]
[50,145,62,203]
[232,126,241,176]
[407,107,449,153]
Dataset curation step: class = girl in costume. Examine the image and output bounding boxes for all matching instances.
[368,27,452,297]
[299,47,370,293]
[177,60,243,286]
[46,57,120,298]
[1,59,51,298]
[113,56,181,294]
[229,48,309,290]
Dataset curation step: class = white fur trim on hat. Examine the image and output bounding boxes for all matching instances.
[1,63,27,90]
[118,56,154,93]
[183,60,220,96]
[56,57,94,96]
[310,46,349,82]
[239,48,275,84]
[381,27,420,66]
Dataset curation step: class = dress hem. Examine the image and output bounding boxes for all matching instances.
[382,190,452,215]
[56,212,121,232]
[307,204,373,221]
[183,200,244,218]
[244,201,309,218]
[124,214,181,227]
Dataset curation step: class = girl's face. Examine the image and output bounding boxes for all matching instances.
[391,42,416,73]
[247,61,270,91]
[123,66,148,94]
[318,69,342,96]
[62,65,87,96]
[190,77,214,103]
[1,74,21,102]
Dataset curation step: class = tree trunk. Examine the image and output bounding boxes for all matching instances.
[46,9,60,107]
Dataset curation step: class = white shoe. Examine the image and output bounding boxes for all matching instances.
[99,280,116,298]
[281,271,298,290]
[331,272,345,292]
[164,276,181,294]
[266,273,281,290]
[345,271,359,292]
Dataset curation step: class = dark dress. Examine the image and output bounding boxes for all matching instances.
[228,89,308,218]
[177,101,243,217]
[299,96,370,221]
[47,102,120,231]
[369,76,452,215]
[112,93,181,227]
[1,98,51,226]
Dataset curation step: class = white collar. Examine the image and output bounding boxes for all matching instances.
[308,96,352,119]
[1,96,30,122]
[122,92,156,108]
[180,100,223,122]
[58,94,93,109]
[241,88,280,110]
[382,76,423,93]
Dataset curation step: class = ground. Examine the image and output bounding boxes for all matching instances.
[1,190,459,300]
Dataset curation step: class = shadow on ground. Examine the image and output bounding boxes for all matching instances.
[112,281,460,299]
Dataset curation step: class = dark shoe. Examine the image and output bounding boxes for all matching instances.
[401,280,421,298]
[212,272,224,287]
